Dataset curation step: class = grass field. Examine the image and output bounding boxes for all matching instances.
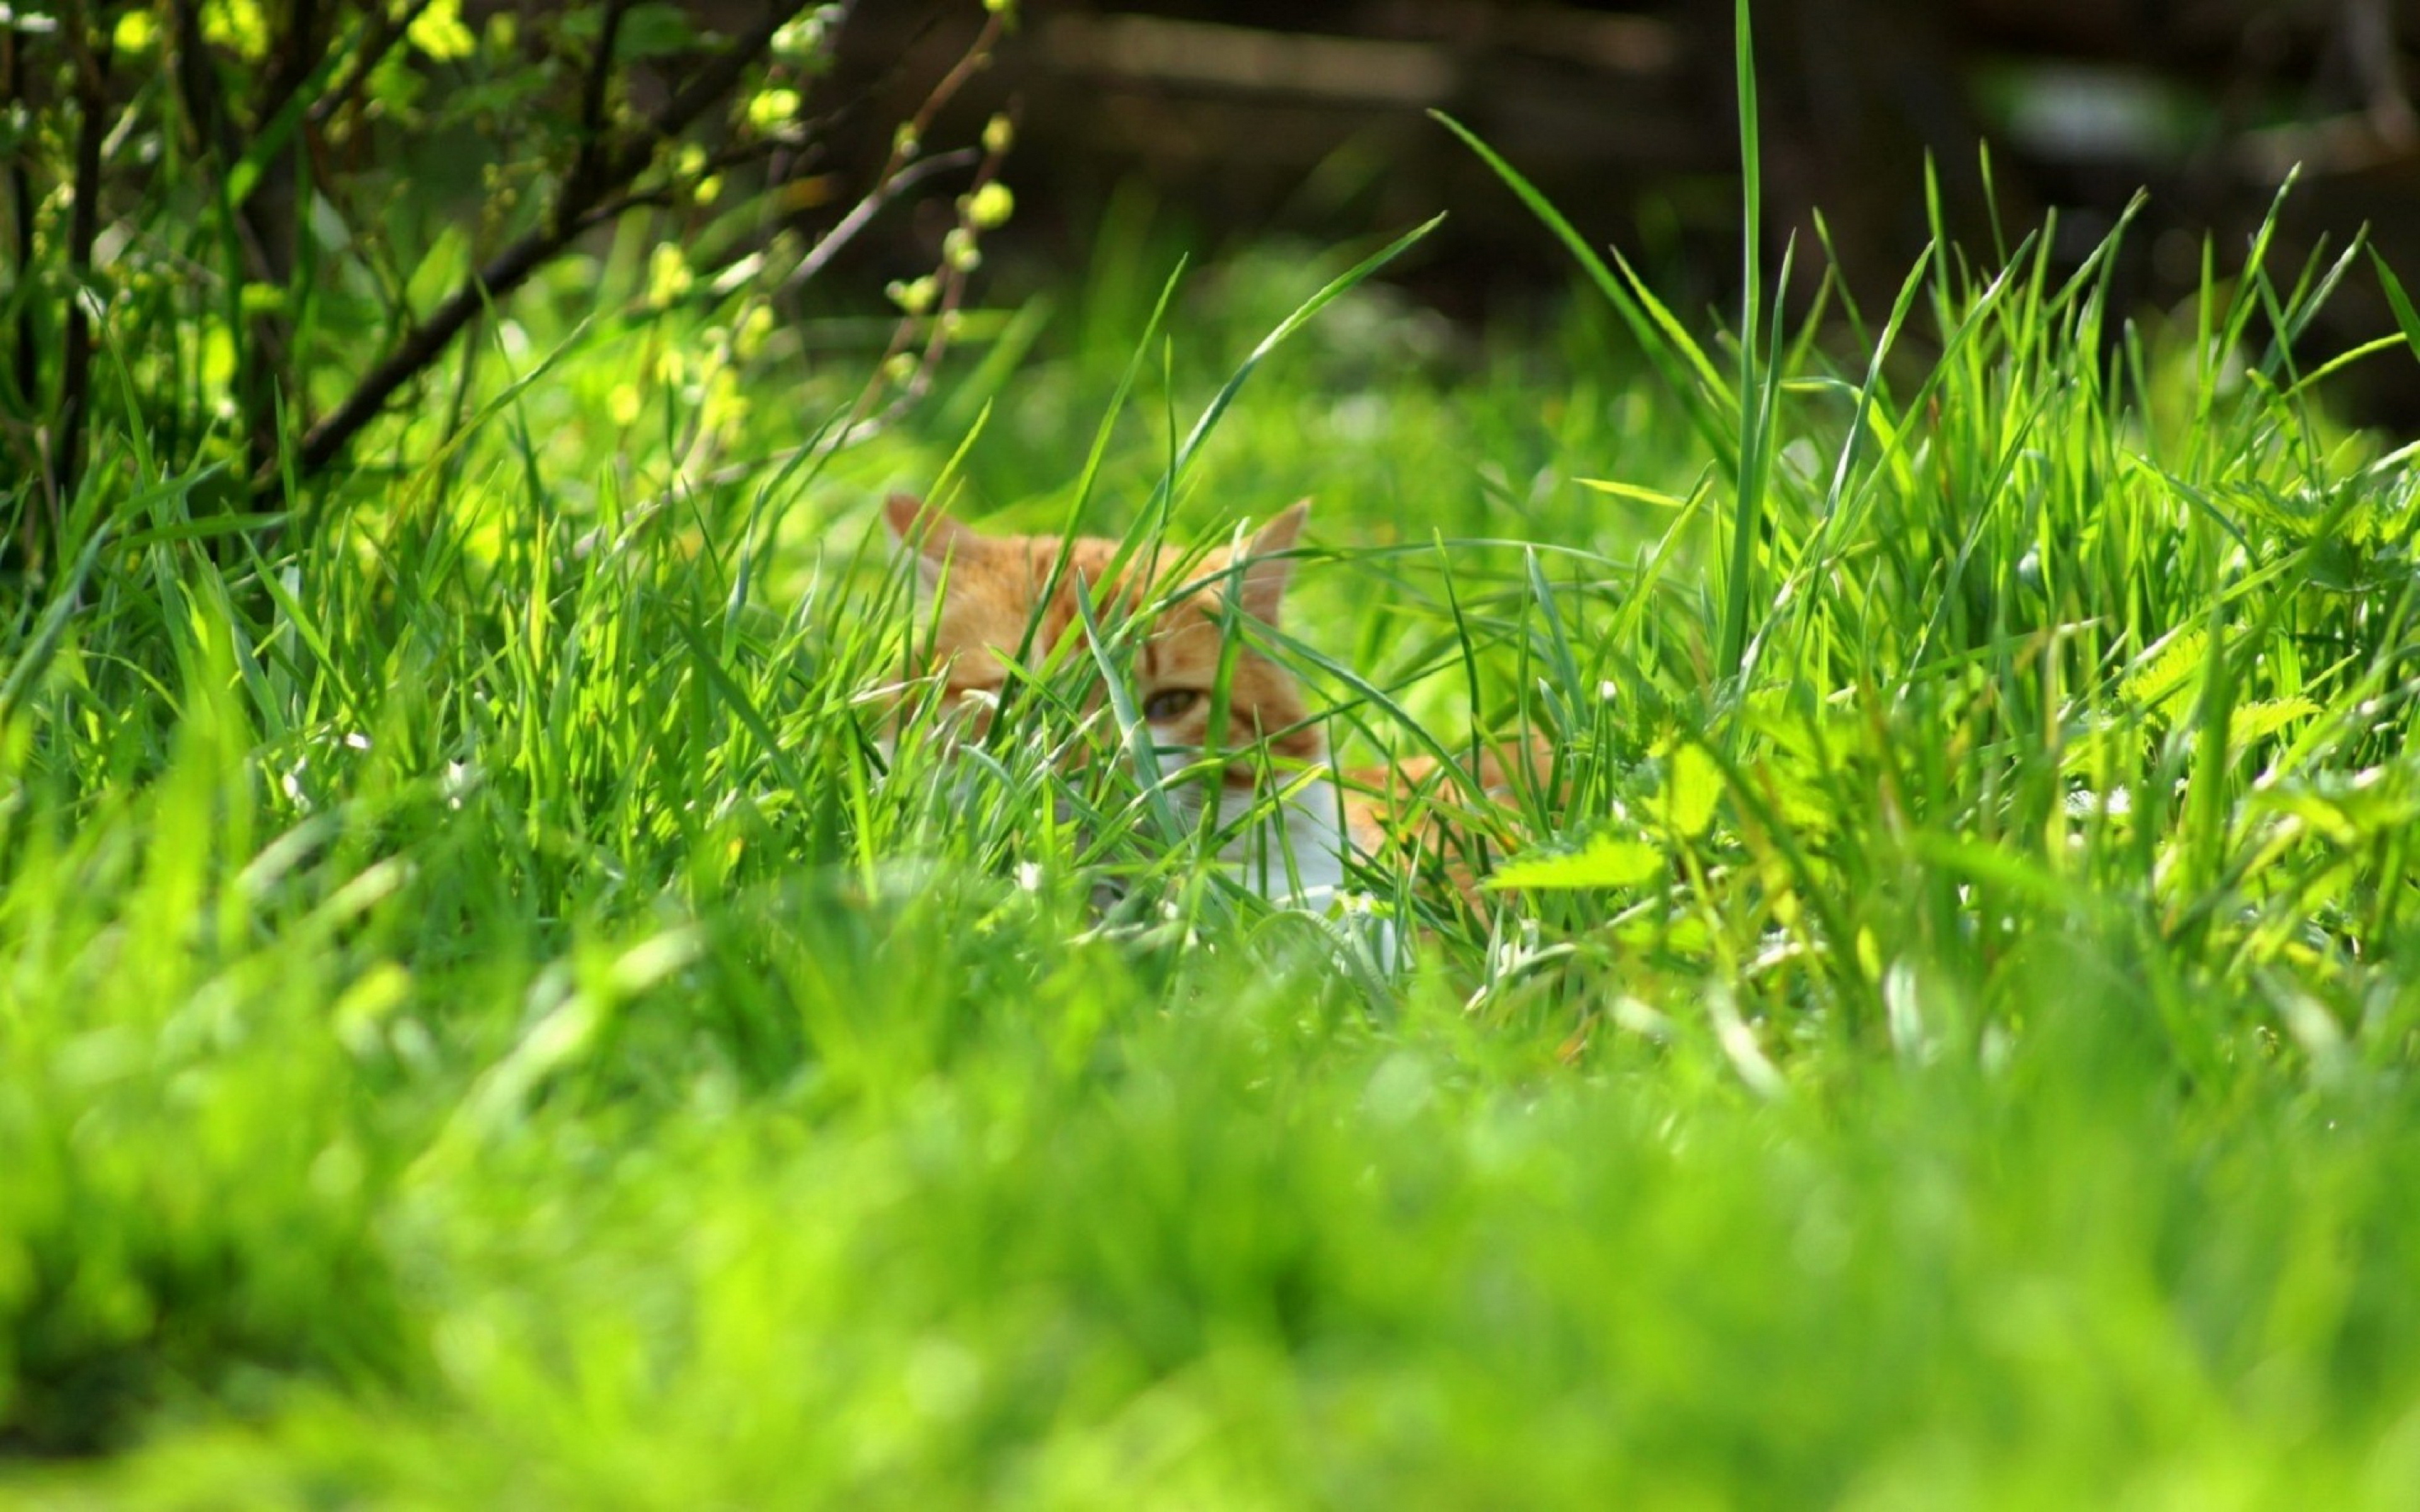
[7,115,2420,1506]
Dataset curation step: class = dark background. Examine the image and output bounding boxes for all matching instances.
[827,0,2420,418]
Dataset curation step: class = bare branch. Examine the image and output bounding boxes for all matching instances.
[847,99,1019,443]
[766,5,1005,301]
[777,147,979,295]
[874,10,1003,188]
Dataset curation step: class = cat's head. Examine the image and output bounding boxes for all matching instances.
[882,495,1324,779]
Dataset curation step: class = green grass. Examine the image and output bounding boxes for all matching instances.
[7,124,2420,1504]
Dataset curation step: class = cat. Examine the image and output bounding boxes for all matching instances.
[880,493,1542,922]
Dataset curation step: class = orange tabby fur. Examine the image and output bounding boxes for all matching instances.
[883,494,1540,902]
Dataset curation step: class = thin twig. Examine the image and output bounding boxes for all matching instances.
[4,21,38,415]
[875,9,1003,189]
[54,3,115,525]
[775,4,1003,304]
[867,106,1017,427]
[836,93,1017,449]
[2,19,41,561]
[777,147,979,295]
[788,11,1014,452]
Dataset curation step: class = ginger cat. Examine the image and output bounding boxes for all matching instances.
[882,493,1539,912]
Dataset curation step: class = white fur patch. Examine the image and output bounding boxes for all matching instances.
[1212,770,1352,903]
[1153,746,1348,895]
[1155,745,1402,968]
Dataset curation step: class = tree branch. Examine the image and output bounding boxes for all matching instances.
[290,2,817,483]
[565,0,635,207]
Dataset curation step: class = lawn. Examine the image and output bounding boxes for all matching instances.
[7,91,2420,1509]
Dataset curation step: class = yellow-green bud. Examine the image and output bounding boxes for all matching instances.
[965,182,1014,229]
[885,276,939,315]
[747,87,801,131]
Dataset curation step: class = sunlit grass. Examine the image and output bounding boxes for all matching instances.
[5,106,2420,1502]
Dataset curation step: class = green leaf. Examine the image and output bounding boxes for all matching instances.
[1576,478,1690,508]
[2370,249,2420,370]
[406,225,471,316]
[2121,629,2208,720]
[1490,833,1662,891]
[2228,697,2319,750]
[1659,743,1722,840]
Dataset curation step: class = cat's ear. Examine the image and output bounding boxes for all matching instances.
[883,493,981,587]
[1239,500,1310,624]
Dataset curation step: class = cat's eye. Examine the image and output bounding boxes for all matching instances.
[1142,688,1202,723]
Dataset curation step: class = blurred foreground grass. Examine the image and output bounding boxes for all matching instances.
[6,171,2420,1505]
